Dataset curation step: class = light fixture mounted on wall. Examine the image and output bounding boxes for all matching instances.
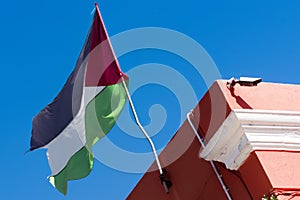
[227,77,262,89]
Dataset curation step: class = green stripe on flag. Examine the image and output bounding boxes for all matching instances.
[85,82,127,150]
[49,147,94,195]
[49,82,127,195]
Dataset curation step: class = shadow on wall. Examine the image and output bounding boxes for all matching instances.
[229,88,253,109]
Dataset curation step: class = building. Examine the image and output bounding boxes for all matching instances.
[127,80,300,200]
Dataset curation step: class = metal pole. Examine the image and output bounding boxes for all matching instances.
[94,3,170,192]
[187,112,232,200]
[121,77,163,175]
[121,77,172,193]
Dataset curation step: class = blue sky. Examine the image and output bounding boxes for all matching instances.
[1,0,300,199]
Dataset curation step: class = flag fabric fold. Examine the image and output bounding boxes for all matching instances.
[30,4,128,195]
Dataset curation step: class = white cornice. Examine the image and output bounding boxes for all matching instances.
[199,109,300,170]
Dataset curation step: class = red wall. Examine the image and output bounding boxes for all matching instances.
[127,80,300,200]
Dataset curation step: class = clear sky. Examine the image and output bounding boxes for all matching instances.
[1,0,300,199]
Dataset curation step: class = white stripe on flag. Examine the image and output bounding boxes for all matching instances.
[45,86,105,175]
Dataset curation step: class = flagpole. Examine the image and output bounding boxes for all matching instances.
[121,77,163,174]
[93,6,160,166]
[121,77,172,193]
[94,2,171,193]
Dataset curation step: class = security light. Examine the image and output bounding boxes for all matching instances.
[227,77,262,88]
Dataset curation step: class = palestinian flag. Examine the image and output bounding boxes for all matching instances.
[30,4,128,195]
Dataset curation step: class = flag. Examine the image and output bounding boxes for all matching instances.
[30,4,128,195]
